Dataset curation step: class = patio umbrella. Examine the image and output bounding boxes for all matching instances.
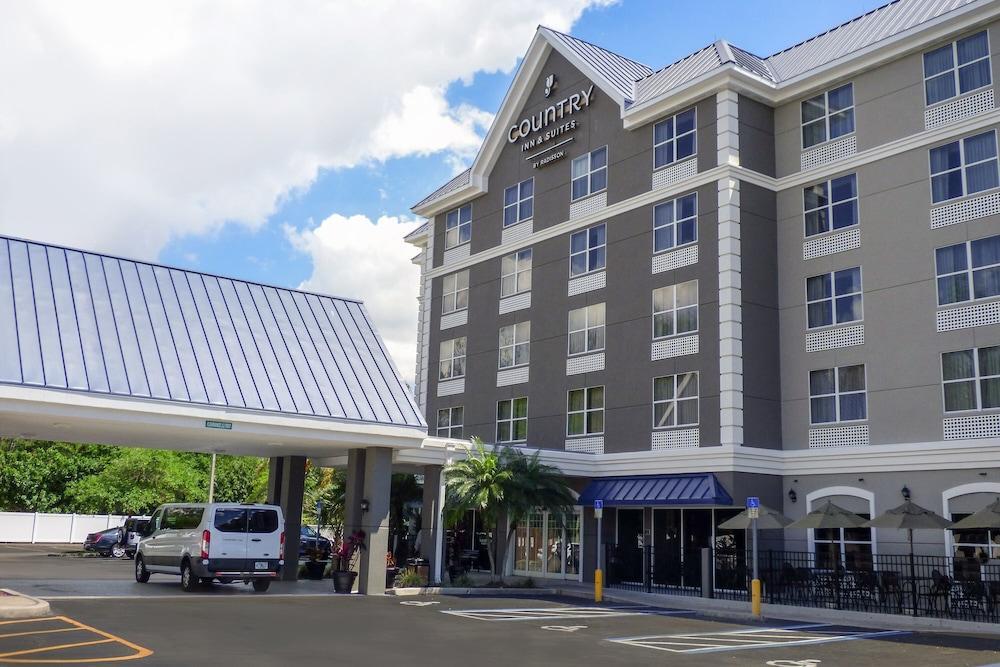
[948,498,1000,530]
[718,505,792,530]
[785,500,868,530]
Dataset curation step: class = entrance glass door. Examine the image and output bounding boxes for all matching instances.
[682,509,712,588]
[652,508,682,587]
[616,509,644,584]
[512,509,583,580]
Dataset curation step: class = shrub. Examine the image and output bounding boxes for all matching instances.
[394,568,425,588]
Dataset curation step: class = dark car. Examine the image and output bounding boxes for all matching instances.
[83,527,125,558]
[299,526,331,559]
[122,517,150,558]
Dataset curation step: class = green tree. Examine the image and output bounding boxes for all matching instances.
[0,439,114,512]
[212,455,268,504]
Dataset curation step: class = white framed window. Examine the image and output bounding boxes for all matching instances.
[567,386,604,436]
[809,364,867,424]
[929,130,999,203]
[438,337,466,381]
[653,108,696,169]
[942,345,1000,413]
[814,513,873,571]
[803,174,858,237]
[442,270,469,314]
[951,511,1000,559]
[496,397,528,443]
[445,204,472,249]
[801,83,854,149]
[437,406,464,438]
[806,267,863,329]
[653,372,699,429]
[571,146,608,201]
[569,224,606,277]
[568,303,605,356]
[652,280,698,339]
[501,249,532,297]
[498,321,530,369]
[935,235,1000,305]
[503,179,534,227]
[653,193,697,253]
[924,31,992,106]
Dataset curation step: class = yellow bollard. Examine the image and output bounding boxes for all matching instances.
[751,578,762,617]
[595,568,603,603]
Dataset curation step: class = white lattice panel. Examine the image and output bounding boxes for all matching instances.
[808,424,869,448]
[498,291,531,314]
[651,428,699,450]
[570,191,607,220]
[652,244,698,274]
[567,270,606,296]
[800,135,857,171]
[565,436,604,454]
[803,228,860,260]
[501,220,533,245]
[440,309,467,330]
[651,334,699,360]
[930,190,1000,229]
[567,352,605,375]
[443,243,470,265]
[496,366,529,387]
[652,158,698,190]
[944,413,1000,440]
[936,300,1000,331]
[436,378,465,397]
[805,324,864,352]
[925,89,995,130]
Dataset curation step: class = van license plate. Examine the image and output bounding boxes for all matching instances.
[255,561,268,570]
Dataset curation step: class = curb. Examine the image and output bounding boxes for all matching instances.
[0,588,51,619]
[389,587,558,597]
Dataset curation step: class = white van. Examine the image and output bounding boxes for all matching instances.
[135,503,285,592]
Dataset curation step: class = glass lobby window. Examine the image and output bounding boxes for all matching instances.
[569,224,606,277]
[810,364,867,424]
[653,193,697,252]
[924,31,992,106]
[935,235,1000,305]
[500,249,532,297]
[815,512,873,571]
[444,204,472,249]
[930,131,1000,203]
[806,267,863,329]
[653,108,696,169]
[803,174,858,237]
[652,280,698,338]
[498,322,530,369]
[496,397,528,443]
[653,372,699,428]
[438,337,466,380]
[436,406,464,438]
[441,270,469,314]
[801,83,854,149]
[567,386,604,436]
[942,346,1000,412]
[503,178,534,227]
[571,147,608,201]
[567,303,605,356]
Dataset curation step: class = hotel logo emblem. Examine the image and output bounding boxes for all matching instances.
[544,74,557,98]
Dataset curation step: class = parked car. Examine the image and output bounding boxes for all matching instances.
[135,503,284,592]
[84,527,125,558]
[299,526,332,559]
[123,516,151,558]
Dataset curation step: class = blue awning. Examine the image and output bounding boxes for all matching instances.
[578,474,732,507]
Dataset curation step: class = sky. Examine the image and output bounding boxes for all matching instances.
[0,0,886,384]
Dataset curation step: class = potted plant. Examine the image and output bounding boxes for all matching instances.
[302,545,327,580]
[332,530,366,593]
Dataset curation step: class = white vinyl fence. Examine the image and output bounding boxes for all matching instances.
[0,512,126,544]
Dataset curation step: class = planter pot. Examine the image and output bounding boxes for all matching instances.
[332,570,357,594]
[386,567,398,589]
[304,561,326,580]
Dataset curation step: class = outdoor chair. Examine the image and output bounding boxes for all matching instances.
[879,571,903,613]
[950,579,988,619]
[919,569,952,616]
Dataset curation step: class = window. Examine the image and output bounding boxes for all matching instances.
[809,365,867,424]
[653,193,697,252]
[942,346,1000,412]
[653,280,698,338]
[801,83,854,149]
[653,108,696,169]
[445,204,472,249]
[924,31,991,106]
[501,249,532,297]
[936,235,1000,305]
[815,512,872,571]
[497,397,528,443]
[504,179,534,227]
[438,337,466,380]
[248,509,279,533]
[498,322,530,369]
[569,224,606,277]
[951,512,1000,559]
[571,146,608,201]
[653,372,699,428]
[437,406,463,438]
[803,174,858,237]
[567,386,604,436]
[163,507,204,530]
[568,303,605,356]
[930,131,999,203]
[214,509,246,533]
[806,267,863,329]
[442,270,469,314]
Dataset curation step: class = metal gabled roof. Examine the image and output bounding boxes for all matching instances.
[411,168,471,211]
[0,235,425,430]
[539,26,654,103]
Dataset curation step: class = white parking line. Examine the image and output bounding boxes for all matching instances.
[609,624,910,654]
[440,605,687,622]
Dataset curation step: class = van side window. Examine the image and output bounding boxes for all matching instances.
[145,510,162,535]
[248,509,279,533]
[215,509,247,533]
[163,507,204,530]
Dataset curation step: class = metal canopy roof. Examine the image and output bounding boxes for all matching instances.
[0,235,425,430]
[578,473,733,507]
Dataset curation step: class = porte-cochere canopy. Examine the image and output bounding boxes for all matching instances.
[0,235,424,430]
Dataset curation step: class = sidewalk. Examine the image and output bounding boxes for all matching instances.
[0,588,50,619]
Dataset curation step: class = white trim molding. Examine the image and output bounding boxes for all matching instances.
[717,176,743,446]
[805,486,877,559]
[942,481,1000,557]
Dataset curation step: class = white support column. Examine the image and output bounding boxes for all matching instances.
[716,90,740,167]
[413,232,434,413]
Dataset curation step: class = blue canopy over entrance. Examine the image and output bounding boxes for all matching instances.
[578,473,732,507]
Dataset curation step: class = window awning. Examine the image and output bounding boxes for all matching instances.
[578,474,732,507]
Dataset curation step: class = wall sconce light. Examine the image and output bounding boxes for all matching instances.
[788,489,797,503]
[360,499,370,512]
[901,486,911,501]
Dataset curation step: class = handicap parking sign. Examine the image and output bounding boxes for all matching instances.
[594,500,603,510]
[746,496,760,509]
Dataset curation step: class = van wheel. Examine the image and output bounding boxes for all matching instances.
[252,579,271,593]
[181,561,198,592]
[135,555,150,583]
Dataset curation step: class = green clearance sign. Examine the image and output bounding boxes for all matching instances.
[205,420,233,430]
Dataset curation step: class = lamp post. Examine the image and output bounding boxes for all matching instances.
[208,453,217,503]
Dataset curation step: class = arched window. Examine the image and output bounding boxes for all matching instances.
[806,486,876,570]
[942,483,1000,559]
